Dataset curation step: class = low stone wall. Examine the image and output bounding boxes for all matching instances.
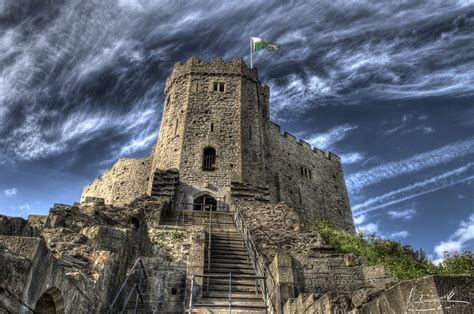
[234,200,392,313]
[81,156,152,206]
[356,275,474,313]
[0,197,160,313]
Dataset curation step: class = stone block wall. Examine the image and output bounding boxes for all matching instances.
[178,69,243,192]
[81,156,151,206]
[150,58,273,199]
[80,57,355,234]
[264,122,355,232]
[0,197,161,313]
[356,275,474,313]
[234,200,390,313]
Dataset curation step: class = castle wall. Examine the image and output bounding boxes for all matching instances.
[177,71,243,193]
[81,57,355,232]
[264,122,355,232]
[81,156,151,206]
[151,73,188,172]
[240,76,268,185]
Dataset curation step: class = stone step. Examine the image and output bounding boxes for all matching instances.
[203,291,264,300]
[209,256,250,263]
[207,278,257,286]
[204,284,260,293]
[211,250,248,261]
[190,304,267,314]
[208,263,254,271]
[211,244,246,250]
[206,267,256,275]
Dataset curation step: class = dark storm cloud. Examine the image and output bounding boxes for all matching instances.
[0,0,473,166]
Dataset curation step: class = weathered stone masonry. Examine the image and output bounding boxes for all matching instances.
[82,57,354,232]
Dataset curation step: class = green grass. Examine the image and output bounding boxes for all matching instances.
[315,220,473,281]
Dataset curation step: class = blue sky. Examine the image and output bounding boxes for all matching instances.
[0,1,473,263]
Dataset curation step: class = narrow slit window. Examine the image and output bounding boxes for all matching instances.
[210,123,214,132]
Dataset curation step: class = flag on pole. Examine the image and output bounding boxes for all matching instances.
[251,37,280,52]
[250,37,280,68]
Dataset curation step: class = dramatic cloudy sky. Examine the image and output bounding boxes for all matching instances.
[0,1,473,262]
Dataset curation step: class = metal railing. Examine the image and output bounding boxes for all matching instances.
[232,201,275,312]
[107,259,147,314]
[167,196,229,226]
[187,273,267,314]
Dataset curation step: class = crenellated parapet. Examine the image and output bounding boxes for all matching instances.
[268,121,341,163]
[165,57,263,93]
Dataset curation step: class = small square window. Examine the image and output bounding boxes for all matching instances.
[213,82,225,92]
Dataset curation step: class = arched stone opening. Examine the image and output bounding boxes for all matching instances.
[193,194,217,211]
[202,147,216,171]
[34,287,64,314]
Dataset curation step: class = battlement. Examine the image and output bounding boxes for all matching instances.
[268,121,341,163]
[165,57,266,93]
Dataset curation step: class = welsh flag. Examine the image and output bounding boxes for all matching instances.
[251,37,280,52]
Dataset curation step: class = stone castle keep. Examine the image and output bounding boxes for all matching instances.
[81,57,354,233]
[1,58,472,314]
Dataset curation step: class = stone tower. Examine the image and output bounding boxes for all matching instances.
[82,57,355,232]
[149,57,268,198]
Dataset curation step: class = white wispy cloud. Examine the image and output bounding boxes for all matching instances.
[305,124,358,150]
[4,188,18,197]
[354,213,410,240]
[357,222,379,235]
[340,152,366,164]
[388,208,417,220]
[353,163,474,214]
[390,230,410,239]
[353,213,367,225]
[347,138,474,192]
[0,106,158,163]
[16,204,31,217]
[382,114,434,136]
[433,213,474,264]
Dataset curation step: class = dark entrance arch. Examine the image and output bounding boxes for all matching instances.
[193,195,217,211]
[34,287,64,314]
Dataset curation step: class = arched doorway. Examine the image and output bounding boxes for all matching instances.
[193,195,217,211]
[34,287,64,314]
[202,147,216,171]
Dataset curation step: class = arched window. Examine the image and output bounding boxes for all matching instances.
[202,147,216,171]
[34,287,64,314]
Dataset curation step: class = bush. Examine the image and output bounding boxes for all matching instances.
[169,229,185,240]
[315,220,473,280]
[439,251,474,275]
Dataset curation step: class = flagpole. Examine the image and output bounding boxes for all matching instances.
[250,37,253,68]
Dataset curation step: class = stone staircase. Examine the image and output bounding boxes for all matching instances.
[230,182,270,203]
[150,169,179,198]
[189,213,268,313]
[161,210,235,230]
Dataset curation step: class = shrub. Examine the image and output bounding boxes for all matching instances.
[315,220,473,280]
[169,229,185,240]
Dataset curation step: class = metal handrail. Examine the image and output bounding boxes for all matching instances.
[175,193,186,225]
[107,258,148,313]
[232,201,274,313]
[187,273,267,314]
